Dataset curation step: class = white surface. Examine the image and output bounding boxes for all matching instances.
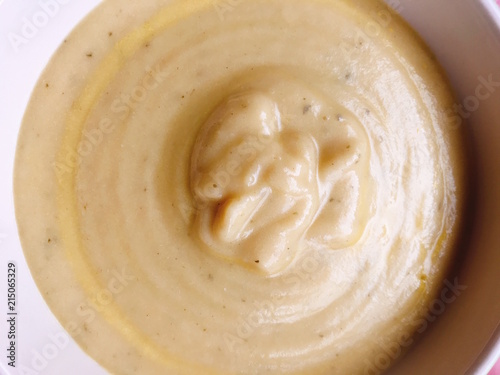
[0,2,105,374]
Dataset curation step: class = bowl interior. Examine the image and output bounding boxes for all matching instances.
[386,0,500,374]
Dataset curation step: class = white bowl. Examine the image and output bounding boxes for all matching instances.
[0,1,499,374]
[386,1,500,374]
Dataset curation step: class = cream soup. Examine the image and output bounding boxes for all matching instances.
[14,0,466,374]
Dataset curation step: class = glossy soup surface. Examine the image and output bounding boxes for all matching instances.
[14,0,466,373]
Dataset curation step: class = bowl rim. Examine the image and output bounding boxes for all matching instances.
[466,3,500,374]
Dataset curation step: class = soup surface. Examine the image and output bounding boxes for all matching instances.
[14,0,466,373]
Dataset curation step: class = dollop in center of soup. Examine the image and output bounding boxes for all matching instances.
[191,73,370,274]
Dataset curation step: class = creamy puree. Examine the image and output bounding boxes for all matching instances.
[191,71,372,275]
[14,0,466,374]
